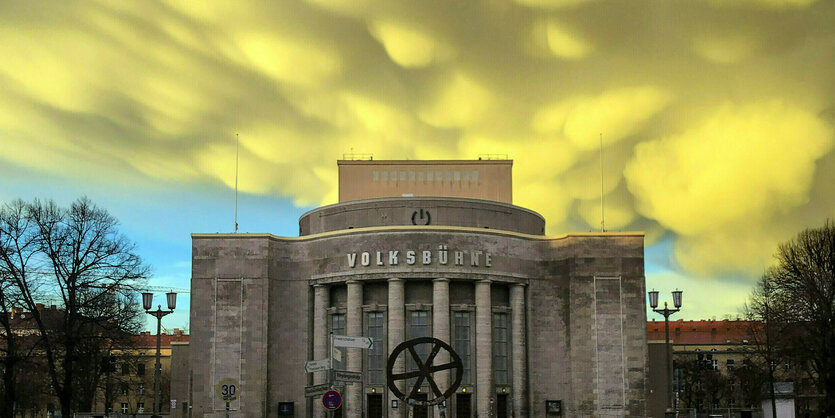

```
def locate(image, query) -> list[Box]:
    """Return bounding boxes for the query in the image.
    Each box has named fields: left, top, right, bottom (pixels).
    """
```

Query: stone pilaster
left=511, top=283, right=528, bottom=418
left=475, top=280, right=493, bottom=418
left=313, top=284, right=329, bottom=418
left=432, top=278, right=451, bottom=394
left=346, top=280, right=363, bottom=417
left=388, top=278, right=406, bottom=418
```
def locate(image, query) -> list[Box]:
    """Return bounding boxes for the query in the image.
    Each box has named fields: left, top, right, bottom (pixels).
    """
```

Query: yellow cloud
left=368, top=21, right=453, bottom=68
left=533, top=86, right=672, bottom=150
left=625, top=100, right=832, bottom=237
left=234, top=32, right=341, bottom=87
left=707, top=0, right=818, bottom=10
left=419, top=72, right=494, bottom=128
left=694, top=34, right=757, bottom=64
left=545, top=21, right=593, bottom=60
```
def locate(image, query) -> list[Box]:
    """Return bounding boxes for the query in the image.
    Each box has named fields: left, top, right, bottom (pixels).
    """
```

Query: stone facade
left=185, top=197, right=648, bottom=417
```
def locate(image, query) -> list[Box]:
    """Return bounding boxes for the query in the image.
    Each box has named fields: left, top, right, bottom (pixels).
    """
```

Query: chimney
left=35, top=303, right=44, bottom=311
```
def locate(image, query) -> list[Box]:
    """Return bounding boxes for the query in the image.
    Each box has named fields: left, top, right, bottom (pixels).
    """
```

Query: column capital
left=346, top=280, right=362, bottom=286
left=433, top=277, right=450, bottom=282
left=387, top=277, right=404, bottom=283
left=477, top=279, right=492, bottom=285
left=313, top=283, right=327, bottom=289
left=510, top=282, right=527, bottom=288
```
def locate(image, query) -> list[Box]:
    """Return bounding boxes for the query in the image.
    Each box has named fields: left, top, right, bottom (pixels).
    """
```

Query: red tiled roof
left=133, top=330, right=190, bottom=348
left=647, top=319, right=757, bottom=345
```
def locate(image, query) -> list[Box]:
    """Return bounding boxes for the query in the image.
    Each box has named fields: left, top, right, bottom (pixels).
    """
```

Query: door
left=496, top=394, right=508, bottom=418
left=367, top=394, right=383, bottom=418
left=455, top=394, right=472, bottom=418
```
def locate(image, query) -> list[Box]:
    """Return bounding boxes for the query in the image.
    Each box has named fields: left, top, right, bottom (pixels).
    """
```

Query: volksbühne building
left=181, top=159, right=648, bottom=417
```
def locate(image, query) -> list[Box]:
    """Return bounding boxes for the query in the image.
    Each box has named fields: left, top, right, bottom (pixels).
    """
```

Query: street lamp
left=648, top=289, right=683, bottom=416
left=143, top=291, right=177, bottom=418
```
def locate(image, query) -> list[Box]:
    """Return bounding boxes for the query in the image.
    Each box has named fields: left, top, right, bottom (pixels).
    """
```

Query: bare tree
left=746, top=220, right=835, bottom=416
left=0, top=197, right=148, bottom=417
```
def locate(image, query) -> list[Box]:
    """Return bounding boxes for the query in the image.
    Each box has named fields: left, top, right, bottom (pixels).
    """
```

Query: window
left=137, top=402, right=145, bottom=413
left=390, top=171, right=397, bottom=182
left=331, top=313, right=346, bottom=370
left=367, top=312, right=385, bottom=384
left=454, top=312, right=472, bottom=384
left=713, top=399, right=720, bottom=409
left=427, top=171, right=433, bottom=181
left=726, top=359, right=735, bottom=371
left=399, top=171, right=406, bottom=181
left=462, top=171, right=469, bottom=181
left=453, top=171, right=460, bottom=181
left=445, top=171, right=451, bottom=181
left=137, top=384, right=145, bottom=395
left=372, top=171, right=379, bottom=181
left=121, top=403, right=128, bottom=414
left=418, top=172, right=424, bottom=181
left=435, top=171, right=442, bottom=182
left=471, top=170, right=478, bottom=181
left=493, top=313, right=509, bottom=385
left=121, top=363, right=129, bottom=376
left=409, top=171, right=415, bottom=181
left=712, top=359, right=718, bottom=371
left=137, top=363, right=145, bottom=376
left=407, top=311, right=429, bottom=388
left=381, top=171, right=388, bottom=181
left=121, top=383, right=129, bottom=395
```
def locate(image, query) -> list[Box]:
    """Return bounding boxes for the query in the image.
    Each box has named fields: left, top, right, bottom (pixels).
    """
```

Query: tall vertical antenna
left=234, top=133, right=239, bottom=234
left=600, top=132, right=605, bottom=232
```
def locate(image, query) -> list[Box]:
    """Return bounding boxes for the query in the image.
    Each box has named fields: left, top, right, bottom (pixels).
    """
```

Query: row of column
left=313, top=279, right=527, bottom=417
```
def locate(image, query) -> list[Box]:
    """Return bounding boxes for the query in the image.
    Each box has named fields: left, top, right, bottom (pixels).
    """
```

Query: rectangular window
left=391, top=171, right=397, bottom=182
left=418, top=172, right=424, bottom=182
left=493, top=313, right=509, bottom=385
left=121, top=383, right=128, bottom=396
left=137, top=363, right=145, bottom=376
left=407, top=311, right=429, bottom=388
left=435, top=171, right=442, bottom=182
left=122, top=363, right=129, bottom=376
left=367, top=312, right=385, bottom=384
left=712, top=359, right=718, bottom=371
left=726, top=359, right=735, bottom=370
left=331, top=313, right=346, bottom=370
left=445, top=171, right=451, bottom=181
left=454, top=171, right=460, bottom=181
left=453, top=312, right=471, bottom=384
left=409, top=171, right=415, bottom=181
left=471, top=170, right=478, bottom=181
left=427, top=171, right=433, bottom=181
left=381, top=171, right=388, bottom=181
left=462, top=171, right=469, bottom=181
left=372, top=171, right=379, bottom=181
left=121, top=403, right=128, bottom=414
left=399, top=171, right=406, bottom=181
left=137, top=403, right=145, bottom=413
left=137, top=384, right=145, bottom=395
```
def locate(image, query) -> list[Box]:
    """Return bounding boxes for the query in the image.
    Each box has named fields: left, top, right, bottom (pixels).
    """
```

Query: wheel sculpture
left=386, top=337, right=463, bottom=407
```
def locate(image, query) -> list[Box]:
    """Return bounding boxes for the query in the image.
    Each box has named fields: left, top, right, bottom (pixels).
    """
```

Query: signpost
left=216, top=378, right=240, bottom=418
left=305, top=383, right=331, bottom=398
left=304, top=358, right=331, bottom=373
left=333, top=335, right=374, bottom=349
left=333, top=370, right=363, bottom=384
left=322, top=390, right=342, bottom=410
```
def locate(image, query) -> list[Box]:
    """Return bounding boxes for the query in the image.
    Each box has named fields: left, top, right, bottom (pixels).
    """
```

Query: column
left=388, top=279, right=406, bottom=418
left=510, top=284, right=528, bottom=418
left=346, top=280, right=363, bottom=417
left=432, top=278, right=451, bottom=394
left=313, top=284, right=329, bottom=418
left=475, top=280, right=493, bottom=418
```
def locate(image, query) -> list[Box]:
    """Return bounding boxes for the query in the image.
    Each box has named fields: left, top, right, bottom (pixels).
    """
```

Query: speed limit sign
left=216, top=378, right=240, bottom=402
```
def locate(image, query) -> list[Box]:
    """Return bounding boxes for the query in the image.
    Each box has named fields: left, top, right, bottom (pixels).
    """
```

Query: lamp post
left=143, top=291, right=177, bottom=418
left=648, top=289, right=682, bottom=416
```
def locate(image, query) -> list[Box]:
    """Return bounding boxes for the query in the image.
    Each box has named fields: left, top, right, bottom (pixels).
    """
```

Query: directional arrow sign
left=333, top=335, right=373, bottom=349
left=304, top=383, right=331, bottom=398
left=304, top=359, right=331, bottom=373
left=333, top=370, right=363, bottom=384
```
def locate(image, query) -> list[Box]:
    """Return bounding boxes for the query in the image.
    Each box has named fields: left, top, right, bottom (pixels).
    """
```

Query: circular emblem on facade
left=215, top=377, right=240, bottom=402
left=411, top=209, right=431, bottom=225
left=322, top=390, right=342, bottom=410
left=386, top=337, right=463, bottom=406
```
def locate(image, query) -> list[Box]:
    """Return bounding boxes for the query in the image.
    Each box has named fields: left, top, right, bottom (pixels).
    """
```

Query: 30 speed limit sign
left=216, top=378, right=240, bottom=402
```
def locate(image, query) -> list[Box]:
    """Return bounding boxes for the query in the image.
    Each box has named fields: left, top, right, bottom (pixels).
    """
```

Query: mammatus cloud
left=0, top=0, right=833, bottom=291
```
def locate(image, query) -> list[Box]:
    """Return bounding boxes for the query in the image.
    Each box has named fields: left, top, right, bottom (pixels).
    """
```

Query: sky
left=0, top=0, right=833, bottom=331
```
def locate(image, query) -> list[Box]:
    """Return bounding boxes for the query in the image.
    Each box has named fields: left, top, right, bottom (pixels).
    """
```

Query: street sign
left=216, top=378, right=240, bottom=402
left=304, top=383, right=331, bottom=398
left=332, top=346, right=343, bottom=363
left=333, top=370, right=362, bottom=384
left=304, top=358, right=331, bottom=373
left=322, top=390, right=342, bottom=410
left=333, top=335, right=373, bottom=349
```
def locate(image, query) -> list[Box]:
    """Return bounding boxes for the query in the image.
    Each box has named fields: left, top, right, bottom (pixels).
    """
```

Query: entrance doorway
left=496, top=394, right=508, bottom=418
left=456, top=394, right=472, bottom=418
left=367, top=394, right=383, bottom=418
left=413, top=394, right=428, bottom=418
